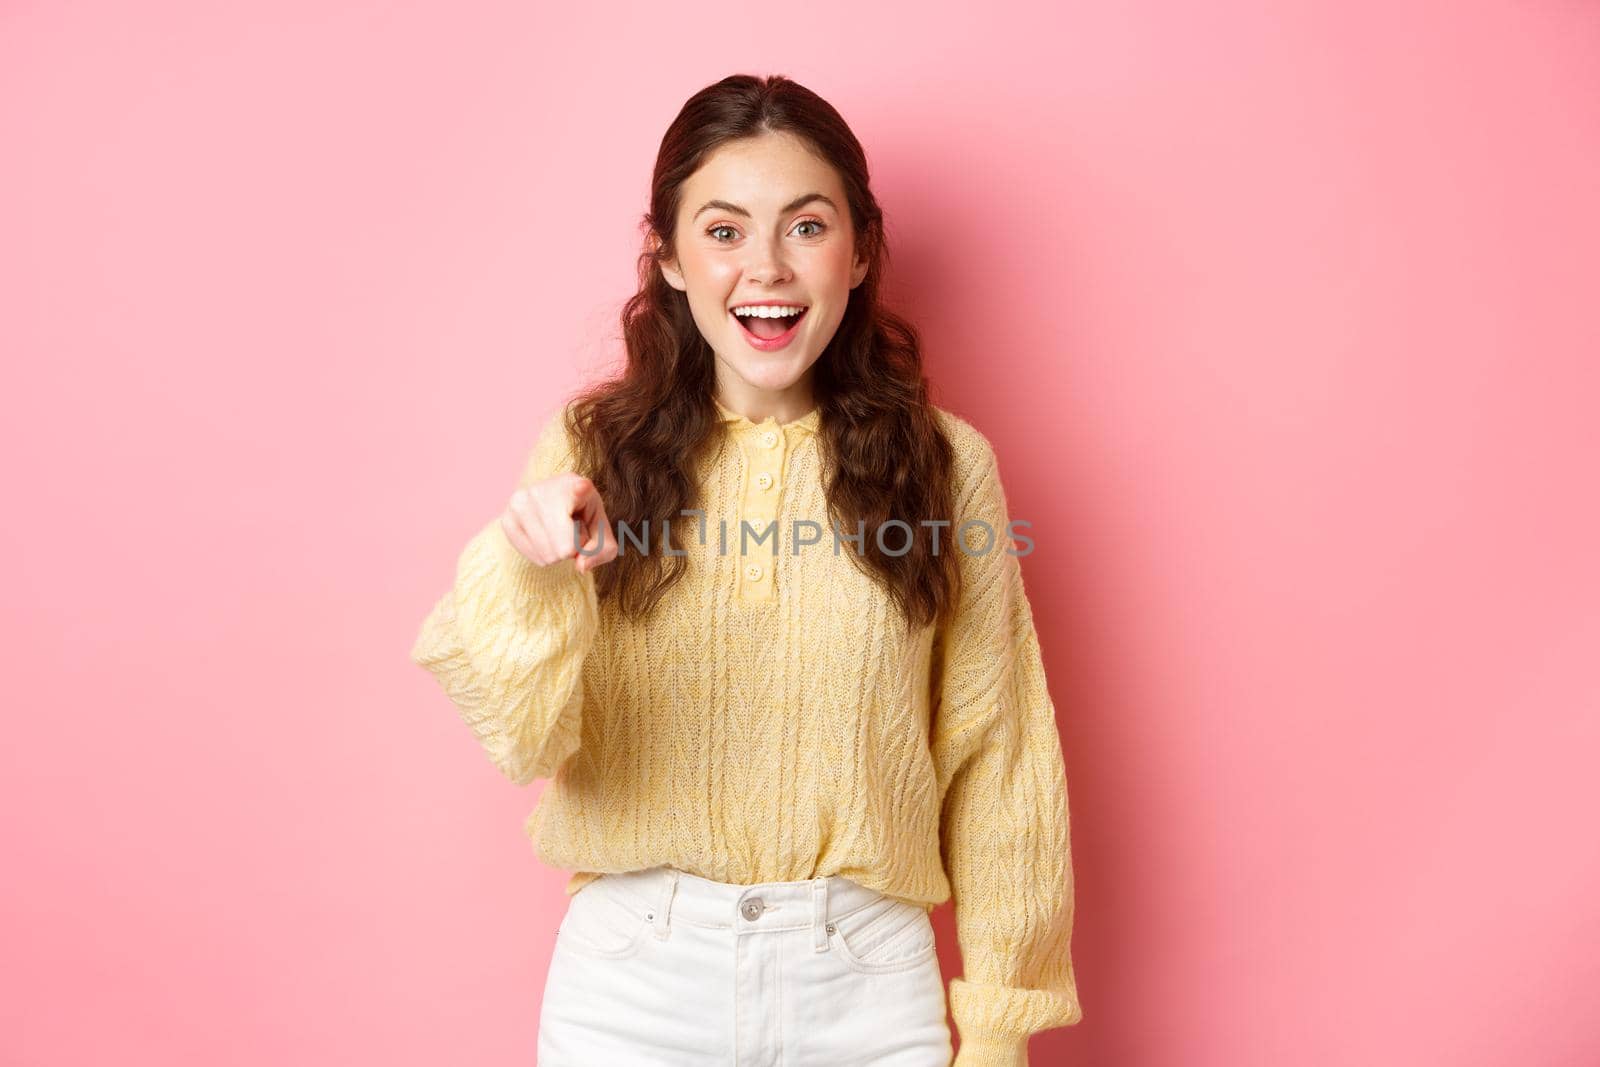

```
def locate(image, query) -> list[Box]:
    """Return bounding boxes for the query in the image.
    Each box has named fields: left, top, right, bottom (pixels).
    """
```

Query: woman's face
left=660, top=131, right=868, bottom=412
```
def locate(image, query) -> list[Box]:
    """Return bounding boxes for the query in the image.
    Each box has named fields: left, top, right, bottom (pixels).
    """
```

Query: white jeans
left=537, top=864, right=954, bottom=1066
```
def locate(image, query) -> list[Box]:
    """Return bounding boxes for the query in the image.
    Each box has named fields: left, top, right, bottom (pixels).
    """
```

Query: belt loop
left=812, top=876, right=829, bottom=953
left=651, top=868, right=679, bottom=940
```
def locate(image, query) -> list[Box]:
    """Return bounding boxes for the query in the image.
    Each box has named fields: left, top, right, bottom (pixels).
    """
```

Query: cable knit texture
left=410, top=397, right=1083, bottom=1063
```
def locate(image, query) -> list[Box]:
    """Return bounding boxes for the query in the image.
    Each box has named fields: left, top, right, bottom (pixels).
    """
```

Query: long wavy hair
left=562, top=73, right=960, bottom=631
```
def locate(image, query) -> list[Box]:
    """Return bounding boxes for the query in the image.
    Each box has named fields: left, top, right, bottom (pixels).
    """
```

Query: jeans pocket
left=829, top=895, right=938, bottom=974
left=555, top=877, right=653, bottom=960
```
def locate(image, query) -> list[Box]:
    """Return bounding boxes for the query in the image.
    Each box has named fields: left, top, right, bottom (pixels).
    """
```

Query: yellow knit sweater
left=409, top=395, right=1083, bottom=1065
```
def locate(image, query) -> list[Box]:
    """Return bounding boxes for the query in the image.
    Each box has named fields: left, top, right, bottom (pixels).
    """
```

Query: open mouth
left=731, top=304, right=809, bottom=344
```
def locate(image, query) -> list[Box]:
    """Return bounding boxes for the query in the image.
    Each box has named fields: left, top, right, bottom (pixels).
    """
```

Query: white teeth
left=732, top=305, right=807, bottom=318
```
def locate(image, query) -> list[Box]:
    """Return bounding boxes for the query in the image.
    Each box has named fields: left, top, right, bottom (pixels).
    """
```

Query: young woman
left=410, top=74, right=1082, bottom=1066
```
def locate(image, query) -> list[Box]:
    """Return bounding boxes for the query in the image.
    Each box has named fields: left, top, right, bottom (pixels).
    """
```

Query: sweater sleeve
left=408, top=404, right=601, bottom=786
left=930, top=433, right=1083, bottom=1066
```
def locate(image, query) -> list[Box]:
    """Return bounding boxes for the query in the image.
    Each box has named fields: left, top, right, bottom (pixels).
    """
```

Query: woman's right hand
left=500, top=472, right=620, bottom=575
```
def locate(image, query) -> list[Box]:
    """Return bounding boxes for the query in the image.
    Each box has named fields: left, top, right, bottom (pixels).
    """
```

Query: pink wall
left=5, top=2, right=1597, bottom=1064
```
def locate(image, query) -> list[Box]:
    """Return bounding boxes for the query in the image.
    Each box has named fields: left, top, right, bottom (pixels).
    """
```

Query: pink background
left=4, top=2, right=1598, bottom=1064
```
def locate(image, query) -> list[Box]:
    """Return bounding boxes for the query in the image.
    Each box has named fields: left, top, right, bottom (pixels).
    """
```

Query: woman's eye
left=707, top=219, right=827, bottom=242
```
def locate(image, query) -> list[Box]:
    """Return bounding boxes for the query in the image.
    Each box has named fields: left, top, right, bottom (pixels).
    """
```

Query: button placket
left=735, top=421, right=786, bottom=603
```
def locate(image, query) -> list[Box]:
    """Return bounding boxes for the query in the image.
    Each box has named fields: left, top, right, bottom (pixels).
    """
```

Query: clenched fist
left=500, top=472, right=619, bottom=576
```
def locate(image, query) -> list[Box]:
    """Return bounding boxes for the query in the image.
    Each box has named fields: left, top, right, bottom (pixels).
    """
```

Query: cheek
left=809, top=244, right=859, bottom=292
left=682, top=256, right=739, bottom=305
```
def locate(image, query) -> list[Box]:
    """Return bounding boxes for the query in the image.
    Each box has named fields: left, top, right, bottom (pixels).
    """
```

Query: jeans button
left=741, top=897, right=765, bottom=920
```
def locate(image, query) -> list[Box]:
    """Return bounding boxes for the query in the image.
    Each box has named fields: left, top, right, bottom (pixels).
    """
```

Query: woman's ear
left=652, top=234, right=688, bottom=292
left=849, top=247, right=869, bottom=289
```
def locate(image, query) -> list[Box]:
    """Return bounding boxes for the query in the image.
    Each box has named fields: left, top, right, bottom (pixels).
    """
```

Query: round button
left=741, top=897, right=765, bottom=920
left=755, top=472, right=774, bottom=490
left=745, top=563, right=763, bottom=581
left=759, top=430, right=778, bottom=448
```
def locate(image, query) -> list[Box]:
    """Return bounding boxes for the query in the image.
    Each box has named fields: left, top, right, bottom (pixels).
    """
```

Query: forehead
left=680, top=132, right=846, bottom=213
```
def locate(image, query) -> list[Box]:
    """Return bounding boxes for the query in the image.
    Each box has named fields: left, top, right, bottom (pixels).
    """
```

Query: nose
left=743, top=230, right=793, bottom=287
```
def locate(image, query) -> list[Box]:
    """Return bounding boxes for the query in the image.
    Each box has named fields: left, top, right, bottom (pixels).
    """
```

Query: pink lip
left=730, top=307, right=808, bottom=352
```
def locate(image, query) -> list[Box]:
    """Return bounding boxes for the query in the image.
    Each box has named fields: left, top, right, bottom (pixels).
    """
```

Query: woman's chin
left=718, top=346, right=817, bottom=383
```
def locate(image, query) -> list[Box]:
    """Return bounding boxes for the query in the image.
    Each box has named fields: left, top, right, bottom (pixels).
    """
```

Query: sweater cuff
left=489, top=521, right=590, bottom=597
left=947, top=976, right=1081, bottom=1066
left=953, top=1033, right=1028, bottom=1067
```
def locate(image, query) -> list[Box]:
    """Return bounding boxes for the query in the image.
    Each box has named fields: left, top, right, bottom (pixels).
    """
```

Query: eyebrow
left=692, top=192, right=838, bottom=221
